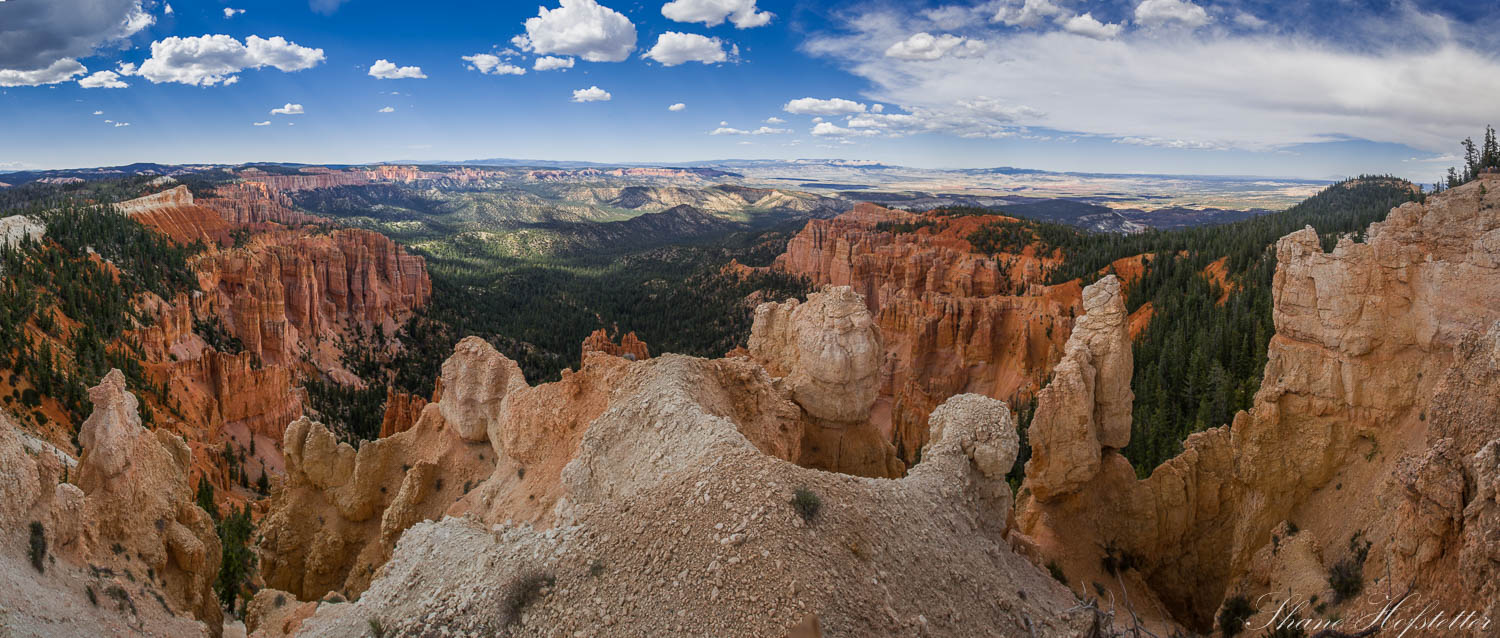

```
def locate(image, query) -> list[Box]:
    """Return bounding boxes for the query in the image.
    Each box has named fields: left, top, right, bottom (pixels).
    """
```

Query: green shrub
left=502, top=570, right=555, bottom=627
left=1218, top=594, right=1255, bottom=637
left=28, top=521, right=46, bottom=573
left=1328, top=532, right=1371, bottom=603
left=790, top=487, right=822, bottom=523
left=1047, top=561, right=1066, bottom=585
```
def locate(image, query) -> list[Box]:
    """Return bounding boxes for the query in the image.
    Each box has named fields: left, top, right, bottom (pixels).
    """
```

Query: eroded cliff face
left=254, top=288, right=1057, bottom=633
left=0, top=372, right=223, bottom=636
left=581, top=328, right=650, bottom=361
left=747, top=286, right=904, bottom=478
left=1016, top=174, right=1500, bottom=631
left=112, top=182, right=433, bottom=511
left=771, top=203, right=1082, bottom=463
left=255, top=337, right=1090, bottom=638
left=117, top=186, right=235, bottom=246
left=192, top=228, right=430, bottom=369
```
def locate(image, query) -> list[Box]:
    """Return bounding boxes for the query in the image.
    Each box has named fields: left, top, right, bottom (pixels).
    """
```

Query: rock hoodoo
left=581, top=328, right=650, bottom=361
left=0, top=372, right=223, bottom=636
left=1022, top=275, right=1133, bottom=502
left=770, top=204, right=1081, bottom=462
left=1016, top=173, right=1500, bottom=631
left=747, top=286, right=903, bottom=477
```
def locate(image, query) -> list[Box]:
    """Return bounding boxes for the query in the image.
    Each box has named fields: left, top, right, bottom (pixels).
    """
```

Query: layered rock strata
left=0, top=371, right=223, bottom=636
left=772, top=204, right=1081, bottom=462
left=1016, top=174, right=1500, bottom=631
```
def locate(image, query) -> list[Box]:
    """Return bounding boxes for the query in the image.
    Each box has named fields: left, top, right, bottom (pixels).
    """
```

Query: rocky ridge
left=1015, top=173, right=1500, bottom=631
left=249, top=286, right=1089, bottom=637
left=771, top=203, right=1083, bottom=462
left=0, top=371, right=223, bottom=636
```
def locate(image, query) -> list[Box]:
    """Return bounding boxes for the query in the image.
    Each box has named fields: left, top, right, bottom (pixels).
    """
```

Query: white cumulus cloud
left=513, top=0, right=637, bottom=63
left=668, top=102, right=686, bottom=111
left=885, top=33, right=985, bottom=61
left=784, top=97, right=866, bottom=115
left=270, top=103, right=304, bottom=115
left=223, top=7, right=244, bottom=18
left=992, top=0, right=1067, bottom=28
left=810, top=121, right=877, bottom=137
left=1134, top=0, right=1211, bottom=28
left=463, top=54, right=526, bottom=76
left=644, top=32, right=727, bottom=66
left=661, top=0, right=772, bottom=29
left=1061, top=14, right=1123, bottom=40
left=369, top=59, right=426, bottom=79
left=133, top=34, right=325, bottom=86
left=78, top=70, right=128, bottom=88
left=711, top=125, right=790, bottom=135
left=764, top=116, right=784, bottom=123
left=378, top=106, right=395, bottom=113
left=534, top=56, right=575, bottom=71
left=253, top=120, right=271, bottom=126
left=0, top=59, right=87, bottom=87
left=571, top=85, right=611, bottom=102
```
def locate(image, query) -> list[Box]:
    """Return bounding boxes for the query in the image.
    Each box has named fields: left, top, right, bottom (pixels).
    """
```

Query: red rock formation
left=772, top=203, right=1081, bottom=461
left=204, top=182, right=325, bottom=227
left=581, top=328, right=650, bottom=361
left=1016, top=174, right=1500, bottom=632
left=103, top=181, right=434, bottom=516
left=119, top=185, right=234, bottom=246
left=195, top=229, right=431, bottom=367
left=237, top=168, right=370, bottom=192
left=379, top=388, right=428, bottom=439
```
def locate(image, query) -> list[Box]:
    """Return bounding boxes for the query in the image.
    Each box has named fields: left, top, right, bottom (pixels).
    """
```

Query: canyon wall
left=0, top=372, right=224, bottom=636
left=113, top=183, right=433, bottom=509
left=772, top=203, right=1081, bottom=462
left=193, top=228, right=430, bottom=368
left=254, top=324, right=1092, bottom=638
left=1016, top=173, right=1500, bottom=631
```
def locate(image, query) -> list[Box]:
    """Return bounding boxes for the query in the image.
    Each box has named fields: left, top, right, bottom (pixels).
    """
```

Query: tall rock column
left=748, top=286, right=903, bottom=477
left=1022, top=275, right=1133, bottom=502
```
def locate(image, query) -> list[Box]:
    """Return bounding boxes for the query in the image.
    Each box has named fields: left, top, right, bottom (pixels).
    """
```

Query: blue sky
left=1, top=0, right=1497, bottom=181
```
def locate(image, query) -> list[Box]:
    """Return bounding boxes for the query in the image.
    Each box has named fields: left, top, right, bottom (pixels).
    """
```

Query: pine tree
left=1485, top=125, right=1499, bottom=171
left=1464, top=137, right=1480, bottom=181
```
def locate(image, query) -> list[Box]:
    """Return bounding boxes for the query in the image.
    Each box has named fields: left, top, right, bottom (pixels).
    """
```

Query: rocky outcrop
left=166, top=349, right=306, bottom=444
left=1022, top=275, right=1133, bottom=502
left=257, top=406, right=496, bottom=600
left=76, top=371, right=224, bottom=632
left=117, top=185, right=234, bottom=246
left=0, top=372, right=224, bottom=636
left=1016, top=174, right=1500, bottom=631
left=378, top=388, right=428, bottom=439
left=581, top=328, right=650, bottom=361
left=281, top=366, right=1087, bottom=637
left=438, top=336, right=528, bottom=441
left=204, top=182, right=324, bottom=227
left=749, top=286, right=882, bottom=423
left=195, top=228, right=431, bottom=367
left=0, top=213, right=44, bottom=249
left=773, top=204, right=1080, bottom=462
left=748, top=286, right=903, bottom=477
